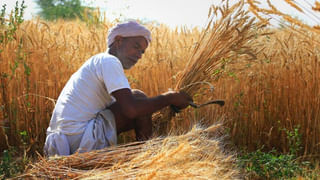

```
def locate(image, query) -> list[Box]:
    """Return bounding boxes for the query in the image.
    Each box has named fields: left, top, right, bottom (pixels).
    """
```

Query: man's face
left=115, top=36, right=148, bottom=69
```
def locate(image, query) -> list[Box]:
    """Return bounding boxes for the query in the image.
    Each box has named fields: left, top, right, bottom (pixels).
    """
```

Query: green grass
left=238, top=149, right=319, bottom=179
left=237, top=126, right=320, bottom=179
left=0, top=148, right=29, bottom=179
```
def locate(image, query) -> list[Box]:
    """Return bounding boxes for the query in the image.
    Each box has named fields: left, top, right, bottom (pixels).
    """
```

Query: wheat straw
left=247, top=0, right=320, bottom=35
left=283, top=0, right=303, bottom=12
left=313, top=1, right=320, bottom=11
left=21, top=124, right=240, bottom=180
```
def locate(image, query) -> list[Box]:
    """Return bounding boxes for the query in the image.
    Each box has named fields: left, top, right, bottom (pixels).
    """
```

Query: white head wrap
left=107, top=21, right=151, bottom=47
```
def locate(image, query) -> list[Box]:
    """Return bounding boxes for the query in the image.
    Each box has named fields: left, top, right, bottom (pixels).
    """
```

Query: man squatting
left=44, top=21, right=192, bottom=156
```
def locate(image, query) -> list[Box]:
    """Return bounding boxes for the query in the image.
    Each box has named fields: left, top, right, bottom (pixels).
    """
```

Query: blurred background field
left=0, top=0, right=320, bottom=179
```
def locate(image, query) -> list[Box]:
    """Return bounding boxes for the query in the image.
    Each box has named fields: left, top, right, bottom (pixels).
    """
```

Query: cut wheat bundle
left=153, top=0, right=259, bottom=133
left=21, top=123, right=240, bottom=179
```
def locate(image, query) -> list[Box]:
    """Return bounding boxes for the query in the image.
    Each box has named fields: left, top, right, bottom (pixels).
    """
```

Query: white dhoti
left=44, top=109, right=117, bottom=156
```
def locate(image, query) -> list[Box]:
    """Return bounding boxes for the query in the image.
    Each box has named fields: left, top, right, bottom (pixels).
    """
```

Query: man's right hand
left=162, top=90, right=193, bottom=110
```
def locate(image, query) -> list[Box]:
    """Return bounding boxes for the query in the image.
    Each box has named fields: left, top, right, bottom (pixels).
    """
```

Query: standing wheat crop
left=154, top=0, right=260, bottom=134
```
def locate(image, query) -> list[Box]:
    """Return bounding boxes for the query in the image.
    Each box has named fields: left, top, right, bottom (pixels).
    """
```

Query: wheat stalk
left=312, top=1, right=320, bottom=11
left=154, top=0, right=259, bottom=133
left=283, top=0, right=303, bottom=12
left=247, top=0, right=320, bottom=35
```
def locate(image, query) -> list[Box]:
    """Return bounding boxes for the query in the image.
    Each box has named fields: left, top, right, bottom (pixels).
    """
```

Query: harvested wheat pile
left=22, top=124, right=240, bottom=179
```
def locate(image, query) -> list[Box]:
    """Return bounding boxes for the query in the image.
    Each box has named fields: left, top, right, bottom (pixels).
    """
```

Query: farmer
left=44, top=21, right=192, bottom=156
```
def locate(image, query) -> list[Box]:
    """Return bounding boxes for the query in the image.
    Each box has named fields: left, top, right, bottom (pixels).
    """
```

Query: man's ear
left=114, top=36, right=123, bottom=48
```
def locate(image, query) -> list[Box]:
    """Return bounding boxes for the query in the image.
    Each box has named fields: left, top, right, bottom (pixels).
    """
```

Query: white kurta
left=44, top=52, right=130, bottom=156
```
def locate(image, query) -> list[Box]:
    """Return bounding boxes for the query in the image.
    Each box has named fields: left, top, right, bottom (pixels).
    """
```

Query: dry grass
left=21, top=124, right=241, bottom=180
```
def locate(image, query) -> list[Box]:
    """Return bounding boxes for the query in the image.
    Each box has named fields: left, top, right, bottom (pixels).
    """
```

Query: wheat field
left=0, top=0, right=320, bottom=168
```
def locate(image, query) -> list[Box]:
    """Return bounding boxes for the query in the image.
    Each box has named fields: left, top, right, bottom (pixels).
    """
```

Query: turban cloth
left=107, top=21, right=151, bottom=47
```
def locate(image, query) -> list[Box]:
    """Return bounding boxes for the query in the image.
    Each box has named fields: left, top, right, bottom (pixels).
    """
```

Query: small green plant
left=238, top=148, right=303, bottom=179
left=0, top=150, right=11, bottom=178
left=0, top=0, right=29, bottom=144
left=0, top=149, right=24, bottom=179
left=0, top=2, right=30, bottom=179
left=234, top=91, right=244, bottom=108
left=0, top=1, right=26, bottom=44
left=238, top=126, right=311, bottom=179
left=0, top=131, right=30, bottom=179
left=1, top=0, right=27, bottom=82
left=281, top=125, right=302, bottom=156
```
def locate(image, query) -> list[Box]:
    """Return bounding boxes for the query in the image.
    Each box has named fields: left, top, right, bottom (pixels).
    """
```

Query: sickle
left=171, top=100, right=225, bottom=113
left=189, top=100, right=225, bottom=108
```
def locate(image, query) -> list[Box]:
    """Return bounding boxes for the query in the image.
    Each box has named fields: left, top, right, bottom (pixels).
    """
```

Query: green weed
left=238, top=126, right=315, bottom=179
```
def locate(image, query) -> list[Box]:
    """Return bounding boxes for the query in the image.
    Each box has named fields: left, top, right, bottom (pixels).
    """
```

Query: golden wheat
left=313, top=1, right=320, bottom=11
left=21, top=124, right=241, bottom=180
left=283, top=0, right=303, bottom=12
left=247, top=0, right=320, bottom=34
left=154, top=0, right=261, bottom=134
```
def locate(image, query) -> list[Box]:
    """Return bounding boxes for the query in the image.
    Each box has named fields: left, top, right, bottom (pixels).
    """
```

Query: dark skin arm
left=110, top=88, right=191, bottom=120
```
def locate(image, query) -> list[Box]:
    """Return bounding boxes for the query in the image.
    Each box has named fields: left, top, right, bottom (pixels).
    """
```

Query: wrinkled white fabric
left=77, top=109, right=117, bottom=153
left=44, top=50, right=129, bottom=156
left=107, top=21, right=151, bottom=47
left=99, top=109, right=117, bottom=146
left=44, top=109, right=117, bottom=156
left=47, top=52, right=130, bottom=136
left=44, top=131, right=70, bottom=156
